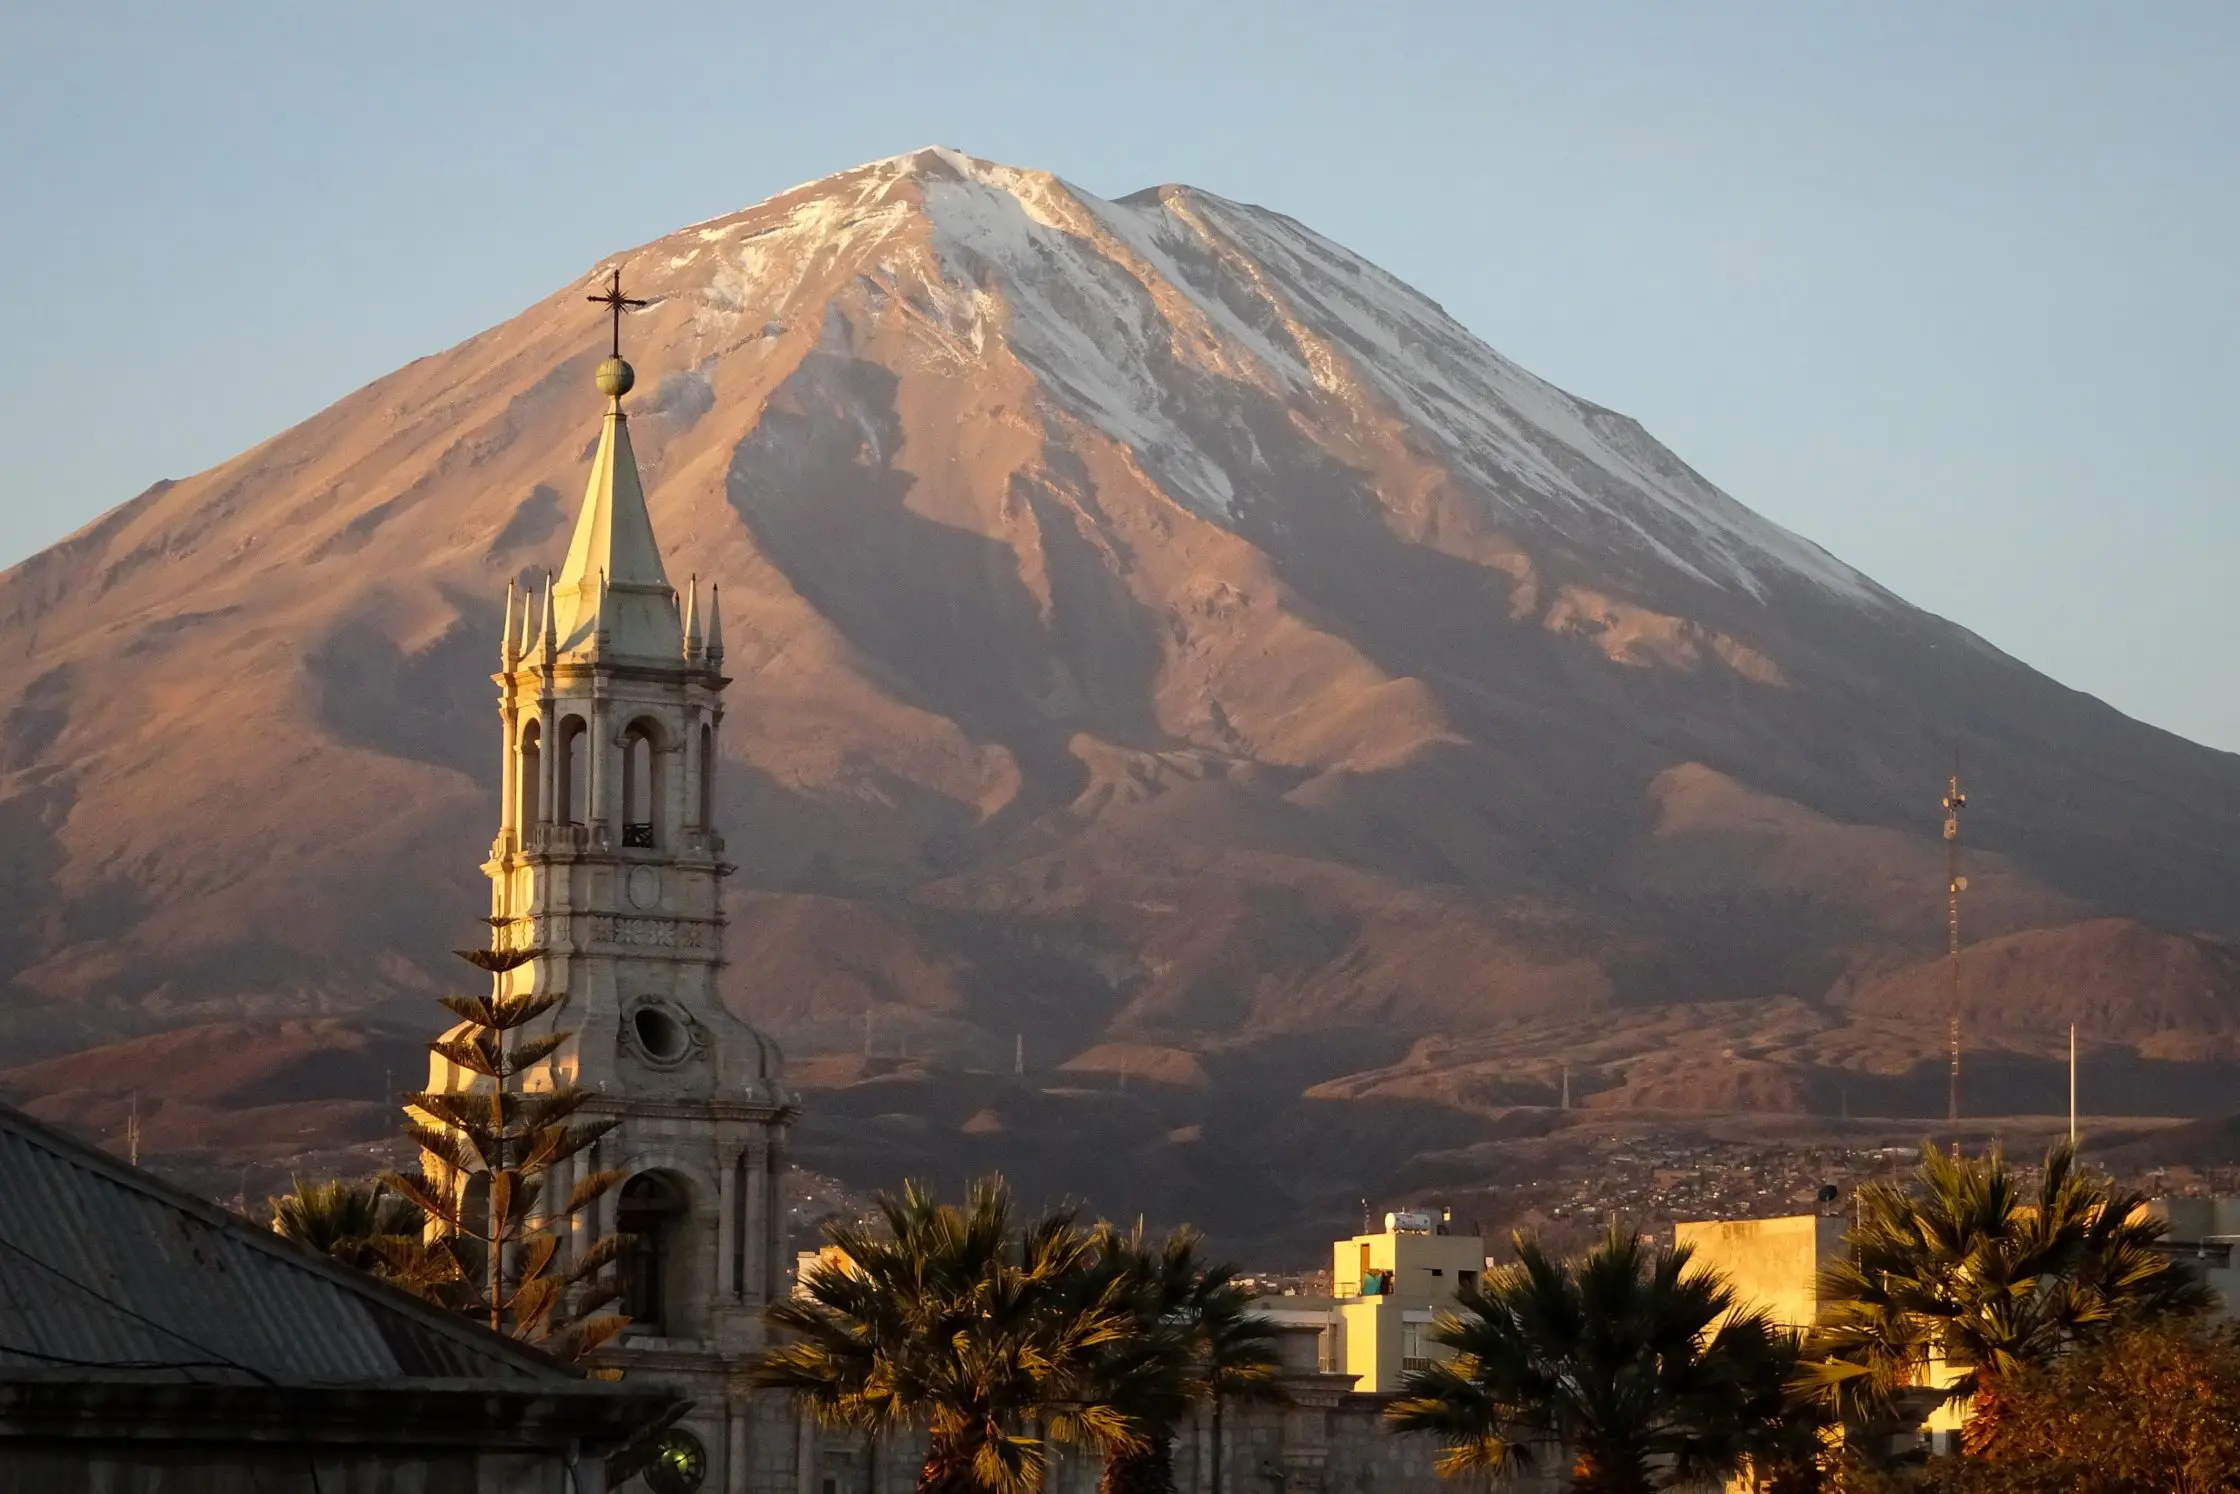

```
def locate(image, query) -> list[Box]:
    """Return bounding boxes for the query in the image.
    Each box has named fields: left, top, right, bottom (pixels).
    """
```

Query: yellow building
left=1673, top=1214, right=1845, bottom=1333
left=1677, top=1212, right=1965, bottom=1449
left=1258, top=1211, right=1487, bottom=1394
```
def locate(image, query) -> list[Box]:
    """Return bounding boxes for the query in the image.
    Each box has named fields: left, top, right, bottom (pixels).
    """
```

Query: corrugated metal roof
left=0, top=1101, right=561, bottom=1385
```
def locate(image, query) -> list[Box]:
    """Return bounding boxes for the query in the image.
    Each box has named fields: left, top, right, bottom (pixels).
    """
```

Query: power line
left=0, top=1228, right=268, bottom=1383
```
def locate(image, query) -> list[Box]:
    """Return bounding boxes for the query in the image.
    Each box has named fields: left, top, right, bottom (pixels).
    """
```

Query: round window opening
left=644, top=1427, right=707, bottom=1494
left=632, top=1005, right=690, bottom=1063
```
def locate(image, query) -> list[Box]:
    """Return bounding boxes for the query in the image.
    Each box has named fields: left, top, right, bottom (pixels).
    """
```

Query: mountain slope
left=3, top=150, right=2237, bottom=1209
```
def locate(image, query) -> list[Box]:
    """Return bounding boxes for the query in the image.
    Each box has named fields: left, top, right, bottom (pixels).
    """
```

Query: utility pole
left=1943, top=757, right=1968, bottom=1132
left=2068, top=1023, right=2078, bottom=1146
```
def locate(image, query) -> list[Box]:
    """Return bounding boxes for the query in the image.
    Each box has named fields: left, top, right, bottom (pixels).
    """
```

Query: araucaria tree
left=749, top=1177, right=1139, bottom=1494
left=383, top=942, right=629, bottom=1360
left=1387, top=1227, right=1799, bottom=1494
left=1796, top=1139, right=2209, bottom=1450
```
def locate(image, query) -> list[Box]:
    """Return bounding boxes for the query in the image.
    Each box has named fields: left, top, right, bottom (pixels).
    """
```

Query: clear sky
left=3, top=3, right=2234, bottom=749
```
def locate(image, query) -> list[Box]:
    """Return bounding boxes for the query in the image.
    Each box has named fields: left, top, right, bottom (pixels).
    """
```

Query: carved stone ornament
left=621, top=998, right=707, bottom=1068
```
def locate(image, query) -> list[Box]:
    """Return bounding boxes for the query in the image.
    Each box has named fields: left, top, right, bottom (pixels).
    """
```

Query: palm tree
left=1796, top=1138, right=2209, bottom=1451
left=1386, top=1226, right=1797, bottom=1494
left=749, top=1177, right=1138, bottom=1494
left=270, top=1175, right=426, bottom=1278
left=1079, top=1228, right=1285, bottom=1494
left=1196, top=1257, right=1287, bottom=1494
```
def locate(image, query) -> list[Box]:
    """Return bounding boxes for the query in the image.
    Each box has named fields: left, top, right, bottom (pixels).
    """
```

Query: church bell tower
left=480, top=276, right=795, bottom=1488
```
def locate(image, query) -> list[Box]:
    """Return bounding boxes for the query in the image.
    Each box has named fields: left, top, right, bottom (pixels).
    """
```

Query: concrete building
left=2147, top=1197, right=2240, bottom=1318
left=1672, top=1214, right=1844, bottom=1333
left=1676, top=1211, right=1964, bottom=1452
left=1334, top=1211, right=1486, bottom=1394
left=1254, top=1212, right=1486, bottom=1396
left=0, top=1099, right=675, bottom=1493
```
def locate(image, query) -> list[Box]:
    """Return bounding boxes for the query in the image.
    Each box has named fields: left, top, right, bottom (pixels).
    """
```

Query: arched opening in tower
left=697, top=723, right=714, bottom=830
left=555, top=715, right=588, bottom=826
left=618, top=1169, right=690, bottom=1337
left=622, top=718, right=662, bottom=848
left=518, top=717, right=542, bottom=828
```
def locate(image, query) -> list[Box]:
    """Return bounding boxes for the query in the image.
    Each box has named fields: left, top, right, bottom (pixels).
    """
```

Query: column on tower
left=715, top=1146, right=738, bottom=1299
left=536, top=580, right=560, bottom=846
left=761, top=1137, right=786, bottom=1301
left=498, top=584, right=521, bottom=848
left=741, top=1142, right=769, bottom=1308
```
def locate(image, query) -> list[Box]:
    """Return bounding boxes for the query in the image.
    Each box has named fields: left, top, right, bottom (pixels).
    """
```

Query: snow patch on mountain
left=668, top=147, right=1883, bottom=605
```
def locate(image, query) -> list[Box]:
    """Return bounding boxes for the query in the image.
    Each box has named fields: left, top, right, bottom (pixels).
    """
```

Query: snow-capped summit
left=644, top=146, right=1877, bottom=605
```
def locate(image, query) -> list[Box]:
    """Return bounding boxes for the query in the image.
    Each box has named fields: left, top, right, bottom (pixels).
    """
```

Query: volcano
left=3, top=149, right=2236, bottom=1239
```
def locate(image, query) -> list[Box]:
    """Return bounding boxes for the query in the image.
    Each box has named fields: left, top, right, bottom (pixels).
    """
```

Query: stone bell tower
left=480, top=285, right=796, bottom=1491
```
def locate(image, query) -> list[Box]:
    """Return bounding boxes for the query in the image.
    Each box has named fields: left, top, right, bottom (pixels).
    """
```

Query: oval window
left=633, top=1005, right=690, bottom=1063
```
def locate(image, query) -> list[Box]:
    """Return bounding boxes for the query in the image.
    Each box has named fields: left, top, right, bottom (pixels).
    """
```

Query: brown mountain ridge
left=2, top=149, right=2236, bottom=1237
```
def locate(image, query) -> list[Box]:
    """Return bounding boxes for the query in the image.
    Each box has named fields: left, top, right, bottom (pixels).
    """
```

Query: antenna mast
left=1943, top=755, right=1968, bottom=1131
left=2069, top=1023, right=2078, bottom=1145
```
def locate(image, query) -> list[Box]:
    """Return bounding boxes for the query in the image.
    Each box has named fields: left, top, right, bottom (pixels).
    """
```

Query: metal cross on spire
left=587, top=268, right=649, bottom=358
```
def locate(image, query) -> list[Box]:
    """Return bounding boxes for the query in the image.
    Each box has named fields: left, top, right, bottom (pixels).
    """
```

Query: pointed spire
left=538, top=572, right=558, bottom=663
left=501, top=579, right=520, bottom=666
left=705, top=583, right=724, bottom=666
left=682, top=575, right=702, bottom=662
left=549, top=309, right=679, bottom=659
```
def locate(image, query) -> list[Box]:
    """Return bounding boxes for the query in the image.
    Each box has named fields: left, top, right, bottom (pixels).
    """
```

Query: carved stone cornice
left=581, top=1095, right=799, bottom=1125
